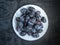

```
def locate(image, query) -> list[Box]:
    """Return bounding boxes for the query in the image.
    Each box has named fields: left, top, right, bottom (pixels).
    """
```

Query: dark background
left=0, top=0, right=60, bottom=45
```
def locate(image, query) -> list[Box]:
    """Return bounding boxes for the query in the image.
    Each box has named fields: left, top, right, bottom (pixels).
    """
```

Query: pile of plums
left=16, top=7, right=46, bottom=38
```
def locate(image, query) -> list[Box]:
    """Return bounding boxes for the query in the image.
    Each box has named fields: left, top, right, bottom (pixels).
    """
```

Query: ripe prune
left=20, top=8, right=27, bottom=14
left=19, top=22, right=23, bottom=28
left=35, top=24, right=43, bottom=30
left=28, top=7, right=35, bottom=12
left=32, top=33, right=39, bottom=38
left=16, top=17, right=20, bottom=22
left=31, top=28, right=36, bottom=33
left=20, top=16, right=24, bottom=22
left=35, top=11, right=40, bottom=18
left=29, top=12, right=35, bottom=17
left=20, top=31, right=26, bottom=36
left=25, top=15, right=30, bottom=22
left=28, top=18, right=36, bottom=26
left=36, top=29, right=43, bottom=33
left=41, top=17, right=46, bottom=23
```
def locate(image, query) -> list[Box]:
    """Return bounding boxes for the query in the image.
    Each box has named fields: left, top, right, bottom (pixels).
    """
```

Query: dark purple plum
left=35, top=11, right=40, bottom=15
left=35, top=11, right=40, bottom=18
left=19, top=22, right=23, bottom=28
left=20, top=31, right=26, bottom=36
left=20, top=8, right=27, bottom=14
left=28, top=18, right=36, bottom=26
left=36, top=29, right=43, bottom=33
left=29, top=12, right=35, bottom=17
left=25, top=15, right=30, bottom=22
left=32, top=33, right=39, bottom=38
left=31, top=28, right=36, bottom=34
left=41, top=17, right=46, bottom=23
left=35, top=24, right=43, bottom=30
left=20, top=16, right=24, bottom=22
left=16, top=17, right=20, bottom=22
left=28, top=7, right=35, bottom=12
left=26, top=26, right=32, bottom=35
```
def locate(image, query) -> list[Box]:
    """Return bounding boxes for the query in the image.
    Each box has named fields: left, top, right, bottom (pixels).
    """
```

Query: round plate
left=12, top=4, right=48, bottom=41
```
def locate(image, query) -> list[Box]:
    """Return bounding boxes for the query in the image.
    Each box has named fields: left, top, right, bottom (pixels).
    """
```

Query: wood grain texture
left=0, top=0, right=59, bottom=45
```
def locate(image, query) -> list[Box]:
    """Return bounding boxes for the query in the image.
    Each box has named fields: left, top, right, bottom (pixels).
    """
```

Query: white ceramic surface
left=12, top=4, right=48, bottom=41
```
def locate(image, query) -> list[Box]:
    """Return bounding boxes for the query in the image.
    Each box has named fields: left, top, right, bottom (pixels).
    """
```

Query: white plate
left=12, top=4, right=48, bottom=41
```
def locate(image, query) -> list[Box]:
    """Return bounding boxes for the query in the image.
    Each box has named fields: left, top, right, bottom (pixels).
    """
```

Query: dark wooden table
left=0, top=0, right=59, bottom=45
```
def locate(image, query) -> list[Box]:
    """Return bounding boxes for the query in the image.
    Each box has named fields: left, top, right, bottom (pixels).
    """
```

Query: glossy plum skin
left=16, top=7, right=46, bottom=38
